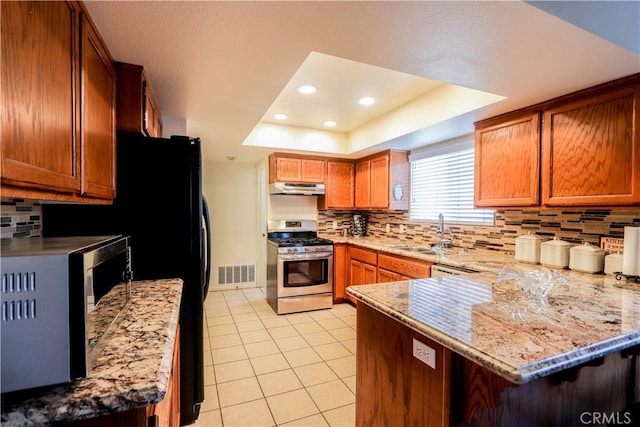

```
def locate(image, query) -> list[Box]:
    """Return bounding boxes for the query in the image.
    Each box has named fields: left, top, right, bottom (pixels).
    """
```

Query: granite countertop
left=1, top=279, right=183, bottom=426
left=325, top=235, right=516, bottom=273
left=347, top=273, right=640, bottom=384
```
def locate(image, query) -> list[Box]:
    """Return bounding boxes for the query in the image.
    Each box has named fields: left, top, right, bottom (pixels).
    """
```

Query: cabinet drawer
left=378, top=253, right=431, bottom=279
left=348, top=246, right=377, bottom=265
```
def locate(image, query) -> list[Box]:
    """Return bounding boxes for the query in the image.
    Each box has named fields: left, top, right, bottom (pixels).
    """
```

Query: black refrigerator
left=43, top=133, right=211, bottom=425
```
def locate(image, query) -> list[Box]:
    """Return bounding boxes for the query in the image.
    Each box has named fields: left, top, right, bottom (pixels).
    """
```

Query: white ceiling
left=84, top=1, right=640, bottom=164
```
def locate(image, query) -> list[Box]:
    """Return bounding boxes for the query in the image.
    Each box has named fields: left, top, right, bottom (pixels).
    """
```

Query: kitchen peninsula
left=347, top=271, right=640, bottom=426
left=1, top=279, right=182, bottom=426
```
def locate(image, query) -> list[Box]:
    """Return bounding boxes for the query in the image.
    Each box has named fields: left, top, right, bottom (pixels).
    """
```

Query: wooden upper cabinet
left=1, top=1, right=81, bottom=194
left=269, top=153, right=326, bottom=183
left=542, top=85, right=640, bottom=206
left=80, top=11, right=116, bottom=199
left=116, top=62, right=163, bottom=138
left=321, top=161, right=354, bottom=209
left=354, top=150, right=409, bottom=210
left=474, top=111, right=541, bottom=207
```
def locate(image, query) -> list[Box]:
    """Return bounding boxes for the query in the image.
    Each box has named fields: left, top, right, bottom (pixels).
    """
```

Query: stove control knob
left=288, top=248, right=295, bottom=254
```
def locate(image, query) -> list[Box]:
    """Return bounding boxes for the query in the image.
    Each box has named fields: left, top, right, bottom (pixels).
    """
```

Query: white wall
left=202, top=160, right=258, bottom=290
left=268, top=195, right=318, bottom=221
left=161, top=115, right=187, bottom=137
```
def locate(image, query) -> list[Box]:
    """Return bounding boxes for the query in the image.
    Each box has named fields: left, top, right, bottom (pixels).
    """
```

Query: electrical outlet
left=332, top=221, right=338, bottom=229
left=386, top=224, right=391, bottom=233
left=413, top=339, right=436, bottom=369
left=399, top=224, right=405, bottom=234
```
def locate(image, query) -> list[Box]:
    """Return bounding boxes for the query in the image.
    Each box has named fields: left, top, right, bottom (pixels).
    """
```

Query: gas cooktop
left=268, top=237, right=334, bottom=248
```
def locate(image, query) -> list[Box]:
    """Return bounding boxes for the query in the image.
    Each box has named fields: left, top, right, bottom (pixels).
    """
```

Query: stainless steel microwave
left=1, top=235, right=132, bottom=393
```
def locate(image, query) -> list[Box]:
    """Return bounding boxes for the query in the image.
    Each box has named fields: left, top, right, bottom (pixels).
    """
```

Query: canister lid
left=570, top=242, right=604, bottom=254
left=516, top=231, right=542, bottom=241
left=541, top=237, right=571, bottom=247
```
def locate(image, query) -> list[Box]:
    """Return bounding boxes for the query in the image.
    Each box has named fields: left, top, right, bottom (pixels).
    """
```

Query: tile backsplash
left=1, top=198, right=42, bottom=239
left=318, top=208, right=640, bottom=254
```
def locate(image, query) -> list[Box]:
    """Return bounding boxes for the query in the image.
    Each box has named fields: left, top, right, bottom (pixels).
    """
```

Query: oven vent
left=217, top=265, right=255, bottom=285
left=2, top=272, right=38, bottom=321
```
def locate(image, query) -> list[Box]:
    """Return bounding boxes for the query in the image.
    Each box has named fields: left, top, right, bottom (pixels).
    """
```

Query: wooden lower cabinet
left=377, top=253, right=431, bottom=279
left=377, top=268, right=410, bottom=283
left=356, top=302, right=451, bottom=427
left=333, top=243, right=348, bottom=302
left=355, top=303, right=639, bottom=427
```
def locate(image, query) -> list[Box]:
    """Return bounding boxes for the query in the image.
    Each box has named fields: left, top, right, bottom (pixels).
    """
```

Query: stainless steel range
left=267, top=220, right=333, bottom=315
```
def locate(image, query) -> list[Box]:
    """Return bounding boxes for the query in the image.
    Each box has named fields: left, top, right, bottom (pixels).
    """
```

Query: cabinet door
left=370, top=154, right=390, bottom=208
left=275, top=157, right=301, bottom=181
left=300, top=159, right=325, bottom=183
left=474, top=112, right=541, bottom=207
left=363, top=263, right=377, bottom=284
left=377, top=268, right=402, bottom=283
left=325, top=161, right=354, bottom=208
left=333, top=244, right=348, bottom=301
left=80, top=12, right=116, bottom=199
left=542, top=87, right=640, bottom=206
left=1, top=1, right=81, bottom=193
left=355, top=160, right=371, bottom=208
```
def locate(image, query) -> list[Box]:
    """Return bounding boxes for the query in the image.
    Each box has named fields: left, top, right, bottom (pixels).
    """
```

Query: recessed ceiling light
left=323, top=120, right=337, bottom=128
left=298, top=85, right=317, bottom=94
left=273, top=113, right=288, bottom=120
left=359, top=97, right=375, bottom=106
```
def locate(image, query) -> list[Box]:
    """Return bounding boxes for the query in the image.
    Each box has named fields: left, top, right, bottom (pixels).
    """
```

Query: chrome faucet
left=437, top=213, right=452, bottom=248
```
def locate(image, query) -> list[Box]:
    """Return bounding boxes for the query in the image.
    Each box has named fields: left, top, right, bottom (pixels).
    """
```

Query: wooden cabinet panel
left=370, top=154, right=390, bottom=208
left=378, top=253, right=431, bottom=279
left=322, top=161, right=354, bottom=209
left=333, top=243, right=348, bottom=302
left=474, top=112, right=541, bottom=207
left=269, top=153, right=326, bottom=183
left=116, top=62, right=163, bottom=138
left=356, top=302, right=451, bottom=427
left=542, top=86, right=640, bottom=206
left=348, top=246, right=378, bottom=265
left=1, top=1, right=80, bottom=194
left=377, top=268, right=408, bottom=283
left=80, top=12, right=116, bottom=199
left=355, top=159, right=371, bottom=208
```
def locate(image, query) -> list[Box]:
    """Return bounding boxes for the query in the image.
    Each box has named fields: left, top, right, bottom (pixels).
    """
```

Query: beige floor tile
left=208, top=315, right=234, bottom=326
left=266, top=389, right=319, bottom=425
left=313, top=342, right=351, bottom=361
left=283, top=348, right=322, bottom=368
left=250, top=353, right=290, bottom=375
left=203, top=350, right=213, bottom=367
left=309, top=310, right=337, bottom=321
left=244, top=340, right=280, bottom=358
left=342, top=375, right=356, bottom=394
left=303, top=331, right=337, bottom=346
left=294, top=321, right=324, bottom=335
left=232, top=312, right=260, bottom=323
left=329, top=304, right=356, bottom=318
left=341, top=316, right=356, bottom=328
left=260, top=316, right=291, bottom=328
left=268, top=325, right=300, bottom=339
left=293, top=362, right=339, bottom=387
left=217, top=377, right=264, bottom=408
left=274, top=335, right=310, bottom=352
left=328, top=327, right=356, bottom=342
left=212, top=345, right=248, bottom=364
left=220, top=398, right=275, bottom=427
left=211, top=333, right=242, bottom=350
left=307, top=380, right=355, bottom=412
left=194, top=408, right=222, bottom=426
left=339, top=339, right=356, bottom=355
left=207, top=307, right=231, bottom=317
left=201, top=385, right=220, bottom=412
left=323, top=403, right=356, bottom=427
left=214, top=359, right=255, bottom=383
left=240, top=329, right=272, bottom=344
left=317, top=317, right=349, bottom=331
left=280, top=413, right=329, bottom=426
left=235, top=320, right=265, bottom=332
left=256, top=309, right=280, bottom=320
left=204, top=364, right=216, bottom=386
left=257, top=369, right=303, bottom=396
left=284, top=312, right=315, bottom=324
left=209, top=323, right=238, bottom=337
left=326, top=356, right=356, bottom=378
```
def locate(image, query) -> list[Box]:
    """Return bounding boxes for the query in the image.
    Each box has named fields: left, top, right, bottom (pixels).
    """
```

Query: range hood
left=269, top=182, right=325, bottom=196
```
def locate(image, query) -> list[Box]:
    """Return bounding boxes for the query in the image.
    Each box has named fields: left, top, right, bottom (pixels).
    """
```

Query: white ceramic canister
left=515, top=232, right=543, bottom=264
left=540, top=237, right=572, bottom=269
left=569, top=242, right=605, bottom=273
left=604, top=253, right=624, bottom=275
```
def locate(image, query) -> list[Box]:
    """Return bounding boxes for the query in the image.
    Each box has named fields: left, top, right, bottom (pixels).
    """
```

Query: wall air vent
left=217, top=265, right=256, bottom=285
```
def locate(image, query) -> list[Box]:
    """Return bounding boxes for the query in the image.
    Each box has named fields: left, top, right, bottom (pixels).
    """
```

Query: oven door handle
left=279, top=252, right=333, bottom=261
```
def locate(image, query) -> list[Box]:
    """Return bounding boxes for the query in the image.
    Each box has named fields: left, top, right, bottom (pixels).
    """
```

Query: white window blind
left=410, top=136, right=494, bottom=225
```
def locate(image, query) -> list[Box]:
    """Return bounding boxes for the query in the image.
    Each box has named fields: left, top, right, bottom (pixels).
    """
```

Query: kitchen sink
left=390, top=245, right=442, bottom=255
